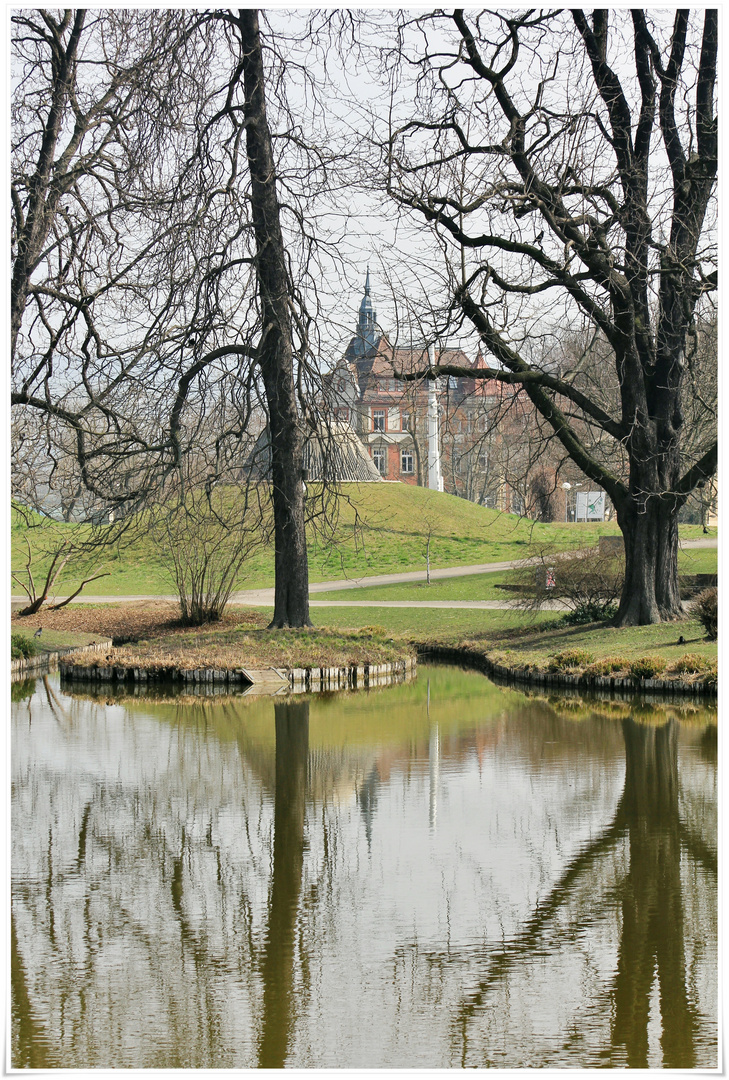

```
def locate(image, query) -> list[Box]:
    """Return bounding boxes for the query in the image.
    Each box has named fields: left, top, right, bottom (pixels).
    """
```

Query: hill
left=11, top=484, right=712, bottom=598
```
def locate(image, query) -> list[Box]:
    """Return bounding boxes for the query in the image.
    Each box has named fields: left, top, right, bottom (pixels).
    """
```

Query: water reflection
left=11, top=671, right=717, bottom=1068
left=453, top=715, right=717, bottom=1067
left=258, top=701, right=309, bottom=1068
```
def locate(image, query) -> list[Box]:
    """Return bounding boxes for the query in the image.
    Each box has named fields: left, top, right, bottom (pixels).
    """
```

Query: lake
left=11, top=666, right=717, bottom=1068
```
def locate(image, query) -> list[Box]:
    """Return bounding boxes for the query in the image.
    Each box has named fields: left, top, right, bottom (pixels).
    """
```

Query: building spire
left=357, top=266, right=376, bottom=349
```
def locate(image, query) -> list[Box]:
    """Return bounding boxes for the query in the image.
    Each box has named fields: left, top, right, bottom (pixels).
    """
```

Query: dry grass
left=12, top=601, right=265, bottom=641
left=65, top=624, right=413, bottom=672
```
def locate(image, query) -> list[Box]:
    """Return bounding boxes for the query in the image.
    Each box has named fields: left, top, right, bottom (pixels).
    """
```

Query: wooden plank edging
left=57, top=654, right=417, bottom=694
left=12, top=640, right=115, bottom=678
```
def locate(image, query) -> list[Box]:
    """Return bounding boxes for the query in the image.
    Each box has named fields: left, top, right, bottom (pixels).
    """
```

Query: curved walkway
left=11, top=537, right=716, bottom=611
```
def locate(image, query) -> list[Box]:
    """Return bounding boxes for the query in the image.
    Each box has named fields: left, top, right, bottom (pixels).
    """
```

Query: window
left=372, top=409, right=385, bottom=432
left=401, top=411, right=410, bottom=432
left=372, top=448, right=387, bottom=474
left=335, top=407, right=350, bottom=424
left=401, top=450, right=414, bottom=474
left=337, top=377, right=346, bottom=391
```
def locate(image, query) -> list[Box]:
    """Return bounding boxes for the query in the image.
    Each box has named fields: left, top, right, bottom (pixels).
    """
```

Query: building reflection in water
left=11, top=672, right=717, bottom=1068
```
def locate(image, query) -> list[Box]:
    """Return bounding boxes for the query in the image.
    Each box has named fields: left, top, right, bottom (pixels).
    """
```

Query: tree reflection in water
left=257, top=700, right=309, bottom=1068
left=455, top=715, right=716, bottom=1068
left=612, top=719, right=696, bottom=1067
left=11, top=673, right=716, bottom=1068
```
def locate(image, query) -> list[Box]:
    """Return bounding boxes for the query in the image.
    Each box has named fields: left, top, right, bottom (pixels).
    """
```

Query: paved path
left=11, top=536, right=716, bottom=611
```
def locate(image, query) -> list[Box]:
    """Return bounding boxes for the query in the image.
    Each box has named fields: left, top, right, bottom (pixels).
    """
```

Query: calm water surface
left=11, top=667, right=717, bottom=1068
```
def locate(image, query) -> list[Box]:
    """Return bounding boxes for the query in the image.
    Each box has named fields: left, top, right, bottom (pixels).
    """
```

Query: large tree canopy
left=10, top=8, right=341, bottom=626
left=383, top=8, right=717, bottom=624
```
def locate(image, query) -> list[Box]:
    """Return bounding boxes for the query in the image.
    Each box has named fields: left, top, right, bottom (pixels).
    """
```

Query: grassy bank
left=28, top=599, right=716, bottom=689
left=11, top=628, right=104, bottom=654
left=309, top=607, right=717, bottom=685
left=62, top=623, right=413, bottom=673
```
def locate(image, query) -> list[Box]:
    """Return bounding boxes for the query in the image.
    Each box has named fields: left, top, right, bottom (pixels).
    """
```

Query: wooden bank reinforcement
left=58, top=655, right=416, bottom=694
left=12, top=640, right=114, bottom=679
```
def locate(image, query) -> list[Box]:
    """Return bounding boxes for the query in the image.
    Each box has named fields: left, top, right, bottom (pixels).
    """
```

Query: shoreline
left=417, top=644, right=716, bottom=699
left=45, top=642, right=716, bottom=700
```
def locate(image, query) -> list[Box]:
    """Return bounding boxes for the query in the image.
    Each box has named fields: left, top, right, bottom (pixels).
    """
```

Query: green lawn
left=12, top=628, right=104, bottom=652
left=303, top=606, right=717, bottom=674
left=315, top=545, right=716, bottom=603
left=12, top=489, right=717, bottom=598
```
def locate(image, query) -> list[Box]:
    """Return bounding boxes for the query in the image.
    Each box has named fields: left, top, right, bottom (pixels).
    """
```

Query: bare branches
left=377, top=8, right=716, bottom=621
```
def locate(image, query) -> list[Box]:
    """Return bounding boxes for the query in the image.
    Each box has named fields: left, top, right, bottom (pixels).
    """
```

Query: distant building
left=325, top=272, right=531, bottom=510
left=325, top=272, right=610, bottom=519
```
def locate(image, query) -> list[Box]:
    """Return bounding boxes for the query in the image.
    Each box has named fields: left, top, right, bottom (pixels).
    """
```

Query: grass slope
left=12, top=486, right=716, bottom=598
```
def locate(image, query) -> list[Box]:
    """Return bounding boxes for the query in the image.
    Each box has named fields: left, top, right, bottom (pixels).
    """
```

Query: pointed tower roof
left=345, top=266, right=380, bottom=363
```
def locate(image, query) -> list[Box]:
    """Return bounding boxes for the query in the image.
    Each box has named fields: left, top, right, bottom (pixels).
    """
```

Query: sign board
left=575, top=491, right=606, bottom=521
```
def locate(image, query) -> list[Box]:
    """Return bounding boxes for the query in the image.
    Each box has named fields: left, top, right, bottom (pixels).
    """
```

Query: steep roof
left=304, top=422, right=383, bottom=482
left=248, top=422, right=382, bottom=483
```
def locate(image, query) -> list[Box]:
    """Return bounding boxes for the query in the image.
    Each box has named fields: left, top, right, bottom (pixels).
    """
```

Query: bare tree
left=235, top=8, right=311, bottom=626
left=11, top=503, right=109, bottom=616
left=11, top=9, right=346, bottom=628
left=383, top=9, right=717, bottom=624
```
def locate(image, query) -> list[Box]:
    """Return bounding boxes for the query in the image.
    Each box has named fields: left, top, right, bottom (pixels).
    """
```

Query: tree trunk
left=615, top=496, right=682, bottom=625
left=239, top=8, right=311, bottom=628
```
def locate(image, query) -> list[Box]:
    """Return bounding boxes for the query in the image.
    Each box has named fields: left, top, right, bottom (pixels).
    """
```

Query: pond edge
left=417, top=645, right=716, bottom=698
left=57, top=655, right=417, bottom=694
left=12, top=640, right=115, bottom=678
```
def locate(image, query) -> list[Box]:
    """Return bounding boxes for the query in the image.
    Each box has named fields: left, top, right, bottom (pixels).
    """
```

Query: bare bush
left=513, top=545, right=624, bottom=623
left=11, top=503, right=110, bottom=616
left=154, top=485, right=270, bottom=626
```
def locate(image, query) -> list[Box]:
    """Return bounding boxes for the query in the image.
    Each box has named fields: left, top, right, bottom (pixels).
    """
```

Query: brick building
left=324, top=273, right=612, bottom=520
left=325, top=272, right=535, bottom=511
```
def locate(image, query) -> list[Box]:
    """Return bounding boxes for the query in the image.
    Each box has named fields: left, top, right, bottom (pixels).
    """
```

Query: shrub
left=586, top=655, right=629, bottom=676
left=562, top=601, right=619, bottom=625
left=357, top=625, right=387, bottom=637
left=629, top=655, right=667, bottom=680
left=513, top=543, right=624, bottom=619
left=668, top=654, right=715, bottom=676
left=153, top=481, right=268, bottom=626
left=691, top=588, right=717, bottom=640
left=11, top=633, right=39, bottom=660
left=548, top=648, right=595, bottom=672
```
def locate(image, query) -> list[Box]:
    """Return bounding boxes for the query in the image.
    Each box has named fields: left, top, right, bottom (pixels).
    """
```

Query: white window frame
left=400, top=449, right=414, bottom=474
left=372, top=409, right=386, bottom=432
left=372, top=448, right=387, bottom=474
